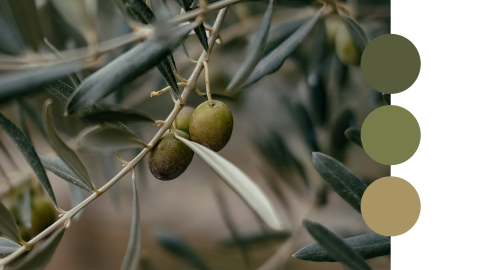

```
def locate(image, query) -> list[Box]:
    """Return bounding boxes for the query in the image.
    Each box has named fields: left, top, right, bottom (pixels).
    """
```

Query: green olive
left=189, top=100, right=233, bottom=152
left=175, top=106, right=195, bottom=134
left=148, top=130, right=194, bottom=181
left=325, top=14, right=342, bottom=50
left=335, top=22, right=362, bottom=66
left=30, top=196, right=56, bottom=236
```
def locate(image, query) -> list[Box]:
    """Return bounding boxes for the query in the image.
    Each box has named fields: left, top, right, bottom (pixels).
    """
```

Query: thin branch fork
left=0, top=7, right=229, bottom=267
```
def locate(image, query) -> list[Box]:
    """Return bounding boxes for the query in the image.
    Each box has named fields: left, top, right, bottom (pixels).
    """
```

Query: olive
left=175, top=106, right=195, bottom=134
left=30, top=196, right=56, bottom=236
left=325, top=14, right=342, bottom=50
left=335, top=22, right=362, bottom=66
left=148, top=130, right=194, bottom=181
left=189, top=100, right=233, bottom=152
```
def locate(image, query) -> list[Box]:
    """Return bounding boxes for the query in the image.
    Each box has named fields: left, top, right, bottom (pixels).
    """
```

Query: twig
left=0, top=7, right=229, bottom=267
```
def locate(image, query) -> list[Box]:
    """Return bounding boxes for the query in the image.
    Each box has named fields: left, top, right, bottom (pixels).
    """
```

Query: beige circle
left=361, top=105, right=421, bottom=165
left=361, top=34, right=421, bottom=94
left=361, top=177, right=420, bottom=236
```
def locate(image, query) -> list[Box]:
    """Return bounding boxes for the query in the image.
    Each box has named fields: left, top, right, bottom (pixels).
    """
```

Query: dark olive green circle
left=361, top=34, right=421, bottom=94
left=361, top=105, right=420, bottom=165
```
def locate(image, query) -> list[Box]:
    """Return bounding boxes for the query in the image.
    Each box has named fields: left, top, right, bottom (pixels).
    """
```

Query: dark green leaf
left=265, top=17, right=311, bottom=54
left=65, top=23, right=195, bottom=115
left=156, top=59, right=179, bottom=96
left=39, top=154, right=93, bottom=192
left=17, top=97, right=47, bottom=139
left=175, top=0, right=208, bottom=51
left=0, top=200, right=22, bottom=244
left=82, top=106, right=154, bottom=123
left=312, top=152, right=366, bottom=213
left=226, top=0, right=274, bottom=93
left=340, top=16, right=369, bottom=51
left=120, top=170, right=141, bottom=270
left=43, top=100, right=95, bottom=191
left=10, top=226, right=66, bottom=270
left=155, top=231, right=210, bottom=270
left=77, top=126, right=146, bottom=154
left=20, top=187, right=32, bottom=228
left=15, top=100, right=30, bottom=140
left=0, top=61, right=85, bottom=104
left=0, top=112, right=56, bottom=206
left=121, top=0, right=156, bottom=24
left=345, top=127, right=362, bottom=148
left=303, top=220, right=372, bottom=270
left=242, top=9, right=324, bottom=87
left=0, top=236, right=21, bottom=256
left=382, top=93, right=391, bottom=105
left=294, top=232, right=390, bottom=262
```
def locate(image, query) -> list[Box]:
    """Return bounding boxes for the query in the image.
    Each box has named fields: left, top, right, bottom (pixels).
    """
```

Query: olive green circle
left=361, top=34, right=421, bottom=94
left=361, top=105, right=420, bottom=165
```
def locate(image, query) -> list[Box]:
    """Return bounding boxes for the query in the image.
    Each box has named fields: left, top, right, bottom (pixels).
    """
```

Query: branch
left=0, top=7, right=229, bottom=267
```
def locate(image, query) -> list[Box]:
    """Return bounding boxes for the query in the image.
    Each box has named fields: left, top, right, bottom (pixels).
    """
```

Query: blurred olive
left=335, top=23, right=362, bottom=66
left=175, top=106, right=195, bottom=134
left=325, top=14, right=342, bottom=50
left=30, top=196, right=56, bottom=236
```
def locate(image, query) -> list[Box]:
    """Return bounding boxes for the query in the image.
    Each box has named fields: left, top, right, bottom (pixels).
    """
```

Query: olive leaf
left=156, top=59, right=180, bottom=96
left=345, top=127, right=363, bottom=148
left=155, top=231, right=210, bottom=270
left=382, top=93, right=391, bottom=105
left=65, top=23, right=195, bottom=115
left=68, top=183, right=85, bottom=221
left=0, top=200, right=22, bottom=244
left=10, top=227, right=66, bottom=270
left=120, top=169, right=141, bottom=270
left=303, top=220, right=372, bottom=270
left=175, top=134, right=283, bottom=230
left=15, top=99, right=31, bottom=140
left=0, top=112, right=57, bottom=206
left=77, top=126, right=147, bottom=154
left=226, top=0, right=274, bottom=93
left=43, top=100, right=95, bottom=191
left=0, top=61, right=84, bottom=104
left=340, top=16, right=369, bottom=52
left=39, top=154, right=93, bottom=192
left=82, top=106, right=155, bottom=123
left=294, top=232, right=390, bottom=262
left=312, top=152, right=366, bottom=213
left=0, top=236, right=21, bottom=256
left=242, top=9, right=324, bottom=87
left=175, top=0, right=209, bottom=51
left=17, top=98, right=47, bottom=139
left=5, top=0, right=43, bottom=52
left=264, top=16, right=311, bottom=55
left=20, top=187, right=32, bottom=228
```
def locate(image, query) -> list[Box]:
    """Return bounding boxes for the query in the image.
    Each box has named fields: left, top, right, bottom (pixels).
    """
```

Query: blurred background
left=0, top=0, right=390, bottom=269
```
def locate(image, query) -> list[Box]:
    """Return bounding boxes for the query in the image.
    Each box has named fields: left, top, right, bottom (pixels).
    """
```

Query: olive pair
left=325, top=14, right=362, bottom=66
left=148, top=100, right=234, bottom=181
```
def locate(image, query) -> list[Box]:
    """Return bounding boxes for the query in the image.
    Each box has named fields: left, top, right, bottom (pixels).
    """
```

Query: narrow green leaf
left=68, top=183, right=85, bottom=221
left=303, top=220, right=372, bottom=270
left=382, top=93, right=391, bottom=105
left=345, top=127, right=362, bottom=148
left=294, top=232, right=390, bottom=262
left=65, top=23, right=195, bottom=115
left=43, top=100, right=95, bottom=191
left=120, top=170, right=141, bottom=270
left=0, top=236, right=21, bottom=256
left=265, top=17, right=311, bottom=54
left=0, top=201, right=22, bottom=244
left=175, top=134, right=283, bottom=230
left=17, top=98, right=47, bottom=139
left=155, top=231, right=210, bottom=270
left=20, top=187, right=32, bottom=228
left=15, top=100, right=30, bottom=140
left=242, top=9, right=324, bottom=87
left=156, top=59, right=179, bottom=96
left=10, top=227, right=66, bottom=270
left=226, top=0, right=274, bottom=93
left=0, top=61, right=84, bottom=104
left=82, top=106, right=154, bottom=123
left=77, top=126, right=146, bottom=154
left=39, top=154, right=93, bottom=192
left=340, top=16, right=369, bottom=51
left=312, top=152, right=366, bottom=213
left=0, top=112, right=57, bottom=206
left=121, top=0, right=156, bottom=24
left=175, top=0, right=209, bottom=51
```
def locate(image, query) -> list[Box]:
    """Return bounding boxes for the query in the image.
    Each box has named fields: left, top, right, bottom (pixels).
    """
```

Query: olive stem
left=0, top=7, right=229, bottom=267
left=203, top=60, right=214, bottom=107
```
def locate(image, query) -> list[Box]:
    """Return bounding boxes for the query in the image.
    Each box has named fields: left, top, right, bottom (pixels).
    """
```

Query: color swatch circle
left=361, top=34, right=421, bottom=94
left=361, top=176, right=421, bottom=236
left=361, top=105, right=420, bottom=165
